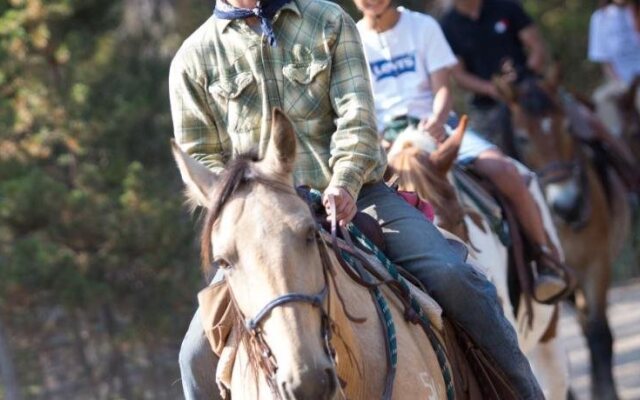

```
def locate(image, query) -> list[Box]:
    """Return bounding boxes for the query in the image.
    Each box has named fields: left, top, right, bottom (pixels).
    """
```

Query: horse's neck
left=326, top=250, right=388, bottom=399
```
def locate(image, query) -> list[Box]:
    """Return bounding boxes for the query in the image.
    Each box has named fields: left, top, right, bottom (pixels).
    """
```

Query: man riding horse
left=168, top=0, right=543, bottom=398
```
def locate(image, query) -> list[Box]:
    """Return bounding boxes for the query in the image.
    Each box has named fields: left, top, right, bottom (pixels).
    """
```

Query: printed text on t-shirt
left=369, top=53, right=416, bottom=81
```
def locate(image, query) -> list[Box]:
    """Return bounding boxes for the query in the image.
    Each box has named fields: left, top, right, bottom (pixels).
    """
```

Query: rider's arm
left=169, top=49, right=226, bottom=174
left=519, top=25, right=547, bottom=75
left=451, top=58, right=500, bottom=99
left=328, top=9, right=383, bottom=200
left=429, top=67, right=453, bottom=126
left=420, top=15, right=457, bottom=137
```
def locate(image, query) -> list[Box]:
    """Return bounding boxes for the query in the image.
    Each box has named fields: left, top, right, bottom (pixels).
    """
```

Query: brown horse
left=171, top=109, right=455, bottom=399
left=387, top=122, right=570, bottom=399
left=494, top=71, right=631, bottom=400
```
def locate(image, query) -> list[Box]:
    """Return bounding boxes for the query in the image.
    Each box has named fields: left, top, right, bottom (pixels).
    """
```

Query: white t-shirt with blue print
left=357, top=8, right=458, bottom=132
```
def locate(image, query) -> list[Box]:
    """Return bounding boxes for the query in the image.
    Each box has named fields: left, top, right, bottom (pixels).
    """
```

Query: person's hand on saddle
left=323, top=186, right=357, bottom=228
left=419, top=117, right=447, bottom=144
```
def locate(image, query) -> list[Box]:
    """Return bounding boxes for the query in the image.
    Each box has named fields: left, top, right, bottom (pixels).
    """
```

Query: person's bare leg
left=471, top=149, right=567, bottom=302
left=472, top=149, right=548, bottom=247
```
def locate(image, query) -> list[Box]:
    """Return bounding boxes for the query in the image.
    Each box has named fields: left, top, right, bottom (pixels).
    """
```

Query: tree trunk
left=0, top=315, right=22, bottom=400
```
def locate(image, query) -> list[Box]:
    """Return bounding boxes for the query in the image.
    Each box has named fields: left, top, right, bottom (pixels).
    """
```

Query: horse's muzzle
left=545, top=180, right=584, bottom=224
left=277, top=366, right=338, bottom=400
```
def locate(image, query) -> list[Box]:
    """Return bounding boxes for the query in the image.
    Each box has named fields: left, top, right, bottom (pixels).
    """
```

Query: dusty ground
left=560, top=280, right=640, bottom=400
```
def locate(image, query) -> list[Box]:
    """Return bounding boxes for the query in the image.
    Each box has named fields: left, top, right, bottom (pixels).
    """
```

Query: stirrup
left=531, top=245, right=576, bottom=305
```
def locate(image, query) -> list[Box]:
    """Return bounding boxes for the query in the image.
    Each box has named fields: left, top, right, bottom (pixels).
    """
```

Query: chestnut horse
left=494, top=71, right=631, bottom=400
left=387, top=122, right=569, bottom=399
left=172, top=109, right=454, bottom=399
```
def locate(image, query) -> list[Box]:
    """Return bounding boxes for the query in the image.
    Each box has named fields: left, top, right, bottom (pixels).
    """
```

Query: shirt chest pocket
left=282, top=56, right=331, bottom=120
left=208, top=71, right=260, bottom=135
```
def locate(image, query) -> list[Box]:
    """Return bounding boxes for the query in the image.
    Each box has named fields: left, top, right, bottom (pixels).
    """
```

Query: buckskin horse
left=387, top=118, right=570, bottom=399
left=492, top=70, right=631, bottom=400
left=171, top=109, right=522, bottom=400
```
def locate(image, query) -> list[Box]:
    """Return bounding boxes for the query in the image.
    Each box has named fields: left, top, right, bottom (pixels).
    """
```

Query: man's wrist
left=329, top=169, right=363, bottom=201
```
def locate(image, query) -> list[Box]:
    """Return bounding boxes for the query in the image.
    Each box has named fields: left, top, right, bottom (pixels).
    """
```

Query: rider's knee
left=428, top=260, right=493, bottom=300
left=475, top=153, right=526, bottom=197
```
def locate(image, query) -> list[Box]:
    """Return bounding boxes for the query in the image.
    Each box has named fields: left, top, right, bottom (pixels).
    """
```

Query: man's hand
left=420, top=118, right=447, bottom=144
left=322, top=186, right=357, bottom=227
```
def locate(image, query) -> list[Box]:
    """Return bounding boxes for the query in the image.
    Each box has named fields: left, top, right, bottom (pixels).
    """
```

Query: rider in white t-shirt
left=589, top=0, right=640, bottom=136
left=355, top=3, right=568, bottom=303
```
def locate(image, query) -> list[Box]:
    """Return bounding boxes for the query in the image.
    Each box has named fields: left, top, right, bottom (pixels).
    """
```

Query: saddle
left=453, top=167, right=575, bottom=313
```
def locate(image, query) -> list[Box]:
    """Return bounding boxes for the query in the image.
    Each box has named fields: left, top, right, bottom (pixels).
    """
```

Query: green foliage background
left=0, top=0, right=635, bottom=398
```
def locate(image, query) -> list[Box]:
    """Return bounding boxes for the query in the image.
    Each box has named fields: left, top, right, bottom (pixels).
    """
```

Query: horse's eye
left=306, top=228, right=316, bottom=245
left=215, top=258, right=231, bottom=270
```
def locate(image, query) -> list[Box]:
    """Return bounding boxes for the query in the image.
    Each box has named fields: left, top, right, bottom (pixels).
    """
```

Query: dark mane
left=200, top=152, right=259, bottom=270
left=517, top=78, right=558, bottom=117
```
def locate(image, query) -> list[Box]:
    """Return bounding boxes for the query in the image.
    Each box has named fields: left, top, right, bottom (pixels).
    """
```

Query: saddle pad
left=452, top=167, right=503, bottom=224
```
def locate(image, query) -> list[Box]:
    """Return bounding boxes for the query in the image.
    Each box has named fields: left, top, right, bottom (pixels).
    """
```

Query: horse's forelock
left=200, top=153, right=259, bottom=271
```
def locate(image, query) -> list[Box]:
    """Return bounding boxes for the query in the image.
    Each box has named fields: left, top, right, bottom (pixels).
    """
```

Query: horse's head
left=495, top=67, right=586, bottom=225
left=172, top=109, right=338, bottom=399
left=387, top=118, right=470, bottom=240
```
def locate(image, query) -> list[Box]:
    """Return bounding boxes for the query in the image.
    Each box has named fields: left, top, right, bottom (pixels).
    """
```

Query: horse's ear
left=263, top=108, right=297, bottom=176
left=171, top=140, right=219, bottom=207
left=429, top=115, right=468, bottom=176
left=493, top=75, right=518, bottom=105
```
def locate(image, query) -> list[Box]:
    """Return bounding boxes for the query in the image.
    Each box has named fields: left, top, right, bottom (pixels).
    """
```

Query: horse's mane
left=390, top=147, right=470, bottom=242
left=200, top=152, right=260, bottom=270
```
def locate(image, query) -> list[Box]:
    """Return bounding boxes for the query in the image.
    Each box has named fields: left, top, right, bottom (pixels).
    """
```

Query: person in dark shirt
left=440, top=0, right=547, bottom=146
left=441, top=0, right=640, bottom=189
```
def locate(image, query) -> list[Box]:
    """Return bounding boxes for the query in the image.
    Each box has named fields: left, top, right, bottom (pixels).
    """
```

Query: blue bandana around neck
left=214, top=0, right=292, bottom=47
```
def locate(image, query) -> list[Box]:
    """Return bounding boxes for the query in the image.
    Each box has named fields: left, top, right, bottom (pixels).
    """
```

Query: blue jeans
left=179, top=182, right=543, bottom=399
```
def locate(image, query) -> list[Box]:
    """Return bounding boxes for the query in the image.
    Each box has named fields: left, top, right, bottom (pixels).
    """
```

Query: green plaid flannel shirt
left=169, top=0, right=387, bottom=199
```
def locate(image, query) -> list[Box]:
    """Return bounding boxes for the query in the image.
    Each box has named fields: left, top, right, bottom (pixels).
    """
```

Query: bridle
left=229, top=232, right=337, bottom=393
left=528, top=126, right=592, bottom=229
left=535, top=159, right=581, bottom=186
left=217, top=176, right=340, bottom=397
